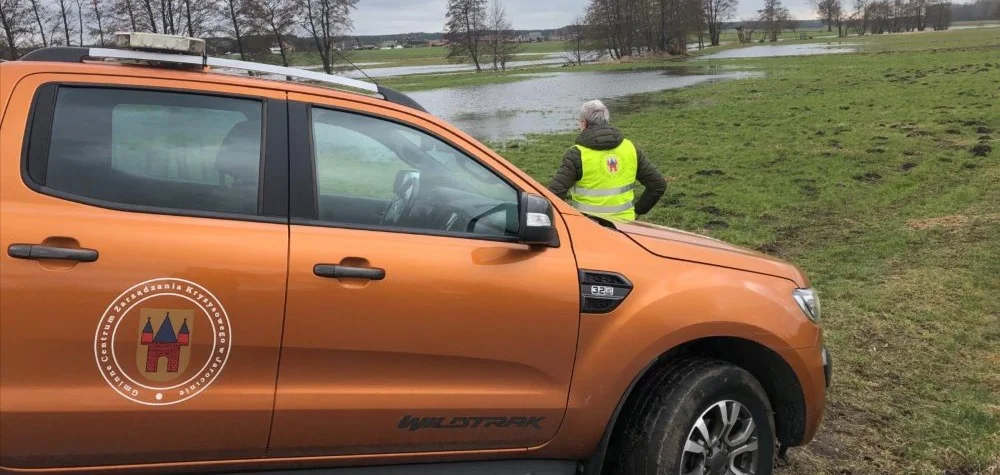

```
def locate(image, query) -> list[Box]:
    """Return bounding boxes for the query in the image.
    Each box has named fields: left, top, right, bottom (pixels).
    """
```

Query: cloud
left=352, top=0, right=818, bottom=35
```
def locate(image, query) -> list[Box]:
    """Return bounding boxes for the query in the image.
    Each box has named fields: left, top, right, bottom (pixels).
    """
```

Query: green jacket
left=547, top=124, right=667, bottom=216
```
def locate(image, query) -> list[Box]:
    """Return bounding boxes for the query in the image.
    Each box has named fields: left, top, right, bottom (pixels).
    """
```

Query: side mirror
left=519, top=193, right=559, bottom=247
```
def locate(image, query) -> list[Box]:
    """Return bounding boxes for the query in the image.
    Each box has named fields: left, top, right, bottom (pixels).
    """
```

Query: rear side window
left=35, top=87, right=264, bottom=216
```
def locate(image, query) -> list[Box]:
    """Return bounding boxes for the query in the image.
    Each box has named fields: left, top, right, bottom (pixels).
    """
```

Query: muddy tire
left=614, top=358, right=775, bottom=475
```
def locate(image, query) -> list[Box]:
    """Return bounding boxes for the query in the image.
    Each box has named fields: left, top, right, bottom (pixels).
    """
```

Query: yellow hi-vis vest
left=568, top=139, right=638, bottom=221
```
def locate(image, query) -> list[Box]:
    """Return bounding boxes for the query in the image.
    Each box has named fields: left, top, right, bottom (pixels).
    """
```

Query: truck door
left=0, top=75, right=289, bottom=469
left=266, top=94, right=581, bottom=457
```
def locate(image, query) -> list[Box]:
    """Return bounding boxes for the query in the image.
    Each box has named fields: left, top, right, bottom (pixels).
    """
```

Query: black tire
left=613, top=358, right=775, bottom=475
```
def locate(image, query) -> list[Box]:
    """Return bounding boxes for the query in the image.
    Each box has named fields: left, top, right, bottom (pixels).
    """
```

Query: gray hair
left=579, top=99, right=610, bottom=126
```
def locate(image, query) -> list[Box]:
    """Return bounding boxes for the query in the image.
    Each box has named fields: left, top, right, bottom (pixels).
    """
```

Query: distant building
left=268, top=41, right=296, bottom=55
left=404, top=37, right=431, bottom=48
left=518, top=32, right=545, bottom=43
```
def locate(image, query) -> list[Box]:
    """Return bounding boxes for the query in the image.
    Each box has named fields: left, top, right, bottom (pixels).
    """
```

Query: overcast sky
left=351, top=0, right=818, bottom=36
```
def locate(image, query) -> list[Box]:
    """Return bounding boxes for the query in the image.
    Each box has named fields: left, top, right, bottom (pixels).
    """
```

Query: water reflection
left=409, top=68, right=761, bottom=141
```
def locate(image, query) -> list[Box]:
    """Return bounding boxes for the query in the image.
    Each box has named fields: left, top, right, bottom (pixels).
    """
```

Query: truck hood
left=616, top=221, right=810, bottom=287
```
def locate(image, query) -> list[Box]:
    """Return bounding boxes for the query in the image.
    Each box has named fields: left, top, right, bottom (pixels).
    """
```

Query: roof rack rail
left=18, top=44, right=427, bottom=113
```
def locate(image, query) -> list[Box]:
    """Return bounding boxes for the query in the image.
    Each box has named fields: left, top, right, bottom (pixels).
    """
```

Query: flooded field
left=408, top=68, right=761, bottom=141
left=699, top=42, right=858, bottom=59
left=337, top=54, right=572, bottom=79
left=267, top=40, right=871, bottom=141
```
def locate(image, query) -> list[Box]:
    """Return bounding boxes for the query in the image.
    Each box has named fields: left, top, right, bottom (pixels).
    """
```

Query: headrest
left=215, top=120, right=262, bottom=185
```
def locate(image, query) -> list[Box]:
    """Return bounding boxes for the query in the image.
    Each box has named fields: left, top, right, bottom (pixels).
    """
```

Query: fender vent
left=580, top=270, right=633, bottom=314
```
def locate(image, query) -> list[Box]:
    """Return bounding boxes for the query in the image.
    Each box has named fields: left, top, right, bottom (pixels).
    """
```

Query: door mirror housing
left=519, top=193, right=559, bottom=247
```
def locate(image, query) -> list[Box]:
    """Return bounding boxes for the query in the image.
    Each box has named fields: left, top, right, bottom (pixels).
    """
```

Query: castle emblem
left=141, top=313, right=190, bottom=373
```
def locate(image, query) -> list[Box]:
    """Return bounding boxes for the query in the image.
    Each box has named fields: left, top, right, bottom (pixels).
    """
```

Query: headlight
left=793, top=288, right=821, bottom=322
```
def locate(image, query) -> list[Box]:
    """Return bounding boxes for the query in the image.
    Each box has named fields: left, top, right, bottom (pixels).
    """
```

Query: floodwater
left=407, top=68, right=761, bottom=141
left=268, top=41, right=860, bottom=141
left=338, top=54, right=573, bottom=79
left=698, top=42, right=858, bottom=59
left=950, top=23, right=1000, bottom=29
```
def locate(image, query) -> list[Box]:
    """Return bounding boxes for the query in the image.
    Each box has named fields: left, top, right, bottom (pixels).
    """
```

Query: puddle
left=698, top=42, right=858, bottom=59
left=407, top=68, right=760, bottom=141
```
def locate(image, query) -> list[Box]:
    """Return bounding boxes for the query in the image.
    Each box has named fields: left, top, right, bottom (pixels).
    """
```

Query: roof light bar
left=86, top=47, right=380, bottom=94
left=114, top=32, right=205, bottom=55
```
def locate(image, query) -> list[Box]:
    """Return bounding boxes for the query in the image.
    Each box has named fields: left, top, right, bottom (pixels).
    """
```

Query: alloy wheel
left=679, top=400, right=760, bottom=475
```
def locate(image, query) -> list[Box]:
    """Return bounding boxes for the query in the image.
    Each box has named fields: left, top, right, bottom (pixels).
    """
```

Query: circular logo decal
left=93, top=278, right=232, bottom=406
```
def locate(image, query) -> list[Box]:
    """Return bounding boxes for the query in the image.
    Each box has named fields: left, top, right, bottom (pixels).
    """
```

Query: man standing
left=548, top=100, right=667, bottom=222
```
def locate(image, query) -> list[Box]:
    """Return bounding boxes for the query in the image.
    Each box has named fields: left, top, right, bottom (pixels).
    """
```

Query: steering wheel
left=381, top=170, right=421, bottom=226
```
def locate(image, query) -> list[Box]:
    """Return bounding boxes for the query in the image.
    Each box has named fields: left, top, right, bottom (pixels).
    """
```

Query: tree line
left=580, top=0, right=720, bottom=57
left=813, top=0, right=978, bottom=36
left=443, top=0, right=521, bottom=72
left=572, top=0, right=813, bottom=57
left=570, top=0, right=818, bottom=58
left=949, top=0, right=999, bottom=21
left=0, top=0, right=358, bottom=72
left=569, top=0, right=994, bottom=60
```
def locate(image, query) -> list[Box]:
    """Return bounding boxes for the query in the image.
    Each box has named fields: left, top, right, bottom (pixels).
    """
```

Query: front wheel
left=614, top=358, right=775, bottom=475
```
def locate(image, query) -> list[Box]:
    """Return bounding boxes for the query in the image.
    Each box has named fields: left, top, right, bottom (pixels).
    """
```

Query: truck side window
left=310, top=107, right=519, bottom=238
left=36, top=86, right=264, bottom=216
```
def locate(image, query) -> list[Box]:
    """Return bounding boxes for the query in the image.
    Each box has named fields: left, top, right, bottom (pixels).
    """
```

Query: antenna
left=330, top=47, right=379, bottom=86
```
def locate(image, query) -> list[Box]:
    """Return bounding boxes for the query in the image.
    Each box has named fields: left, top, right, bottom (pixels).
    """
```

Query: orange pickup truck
left=0, top=33, right=830, bottom=475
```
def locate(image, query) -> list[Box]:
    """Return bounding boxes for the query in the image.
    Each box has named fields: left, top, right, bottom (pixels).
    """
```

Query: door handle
left=314, top=264, right=385, bottom=281
left=8, top=244, right=99, bottom=262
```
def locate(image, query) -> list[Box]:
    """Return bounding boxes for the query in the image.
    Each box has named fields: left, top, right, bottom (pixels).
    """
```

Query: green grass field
left=493, top=28, right=1000, bottom=474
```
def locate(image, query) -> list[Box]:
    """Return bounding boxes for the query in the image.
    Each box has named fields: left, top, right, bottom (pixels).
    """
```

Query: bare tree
left=868, top=0, right=890, bottom=32
left=485, top=0, right=517, bottom=70
left=735, top=16, right=758, bottom=42
left=926, top=0, right=951, bottom=29
left=584, top=0, right=703, bottom=58
left=27, top=0, right=47, bottom=46
left=301, top=0, right=358, bottom=74
left=161, top=0, right=177, bottom=34
left=114, top=0, right=138, bottom=30
left=89, top=0, right=107, bottom=44
left=786, top=17, right=801, bottom=35
left=848, top=0, right=869, bottom=33
left=912, top=0, right=927, bottom=30
left=250, top=0, right=296, bottom=66
left=74, top=0, right=83, bottom=43
left=662, top=0, right=703, bottom=54
left=815, top=0, right=843, bottom=32
left=444, top=0, right=487, bottom=71
left=563, top=15, right=588, bottom=65
left=584, top=0, right=621, bottom=59
left=218, top=0, right=250, bottom=59
left=55, top=0, right=73, bottom=43
left=758, top=0, right=791, bottom=41
left=0, top=0, right=29, bottom=58
left=703, top=0, right=737, bottom=45
left=178, top=0, right=213, bottom=36
left=138, top=0, right=157, bottom=32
